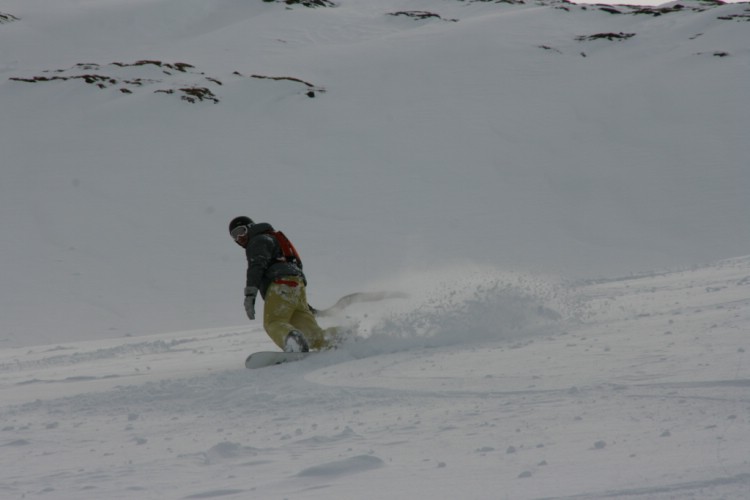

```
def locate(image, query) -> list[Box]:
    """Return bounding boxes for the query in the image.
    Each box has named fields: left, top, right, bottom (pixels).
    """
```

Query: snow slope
left=1, top=258, right=749, bottom=499
left=1, top=0, right=750, bottom=498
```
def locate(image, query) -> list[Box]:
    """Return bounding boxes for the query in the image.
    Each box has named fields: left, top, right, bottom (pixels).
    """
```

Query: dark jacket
left=245, top=223, right=306, bottom=298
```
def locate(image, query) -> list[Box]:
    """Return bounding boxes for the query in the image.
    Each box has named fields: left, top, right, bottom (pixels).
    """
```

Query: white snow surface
left=1, top=0, right=749, bottom=498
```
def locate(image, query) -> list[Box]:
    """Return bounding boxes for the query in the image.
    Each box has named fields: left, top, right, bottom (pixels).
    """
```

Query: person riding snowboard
left=229, top=216, right=337, bottom=352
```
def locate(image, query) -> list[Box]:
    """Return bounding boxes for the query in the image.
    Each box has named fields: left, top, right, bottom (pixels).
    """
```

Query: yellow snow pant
left=263, top=276, right=338, bottom=351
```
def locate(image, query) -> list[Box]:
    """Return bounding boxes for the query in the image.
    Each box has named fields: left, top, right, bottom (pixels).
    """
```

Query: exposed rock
left=262, top=0, right=336, bottom=7
left=388, top=11, right=458, bottom=22
left=0, top=11, right=20, bottom=23
left=576, top=32, right=636, bottom=42
left=10, top=61, right=325, bottom=104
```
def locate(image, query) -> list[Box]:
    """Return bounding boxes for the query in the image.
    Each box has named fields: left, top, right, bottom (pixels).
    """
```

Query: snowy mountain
left=2, top=0, right=748, bottom=346
left=1, top=0, right=749, bottom=498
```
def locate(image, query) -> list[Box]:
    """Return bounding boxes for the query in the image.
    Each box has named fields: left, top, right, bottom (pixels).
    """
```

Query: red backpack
left=271, top=230, right=302, bottom=267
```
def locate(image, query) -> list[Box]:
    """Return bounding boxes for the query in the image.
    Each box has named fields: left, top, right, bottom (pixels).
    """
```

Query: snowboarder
left=229, top=216, right=338, bottom=352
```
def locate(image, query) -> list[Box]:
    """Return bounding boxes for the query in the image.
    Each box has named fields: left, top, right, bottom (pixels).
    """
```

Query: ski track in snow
left=2, top=258, right=749, bottom=499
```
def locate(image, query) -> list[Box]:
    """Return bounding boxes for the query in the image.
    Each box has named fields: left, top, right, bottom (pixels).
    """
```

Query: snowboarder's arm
left=245, top=234, right=276, bottom=291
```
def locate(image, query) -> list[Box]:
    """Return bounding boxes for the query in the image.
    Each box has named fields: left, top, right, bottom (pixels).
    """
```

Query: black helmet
left=228, top=216, right=254, bottom=234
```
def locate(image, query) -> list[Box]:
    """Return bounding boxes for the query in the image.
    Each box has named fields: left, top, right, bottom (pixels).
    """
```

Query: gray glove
left=244, top=286, right=258, bottom=320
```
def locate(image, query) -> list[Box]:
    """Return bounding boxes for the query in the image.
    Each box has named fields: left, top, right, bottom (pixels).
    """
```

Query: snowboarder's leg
left=291, top=309, right=340, bottom=350
left=265, top=277, right=338, bottom=351
left=289, top=282, right=340, bottom=350
left=263, top=282, right=300, bottom=350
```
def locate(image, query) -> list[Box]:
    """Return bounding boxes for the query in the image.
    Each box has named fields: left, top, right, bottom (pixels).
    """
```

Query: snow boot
left=284, top=330, right=310, bottom=353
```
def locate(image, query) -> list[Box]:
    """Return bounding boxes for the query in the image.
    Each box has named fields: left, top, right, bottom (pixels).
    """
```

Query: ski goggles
left=230, top=225, right=249, bottom=241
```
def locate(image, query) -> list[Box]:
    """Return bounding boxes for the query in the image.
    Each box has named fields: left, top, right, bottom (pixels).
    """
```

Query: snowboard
left=245, top=351, right=310, bottom=369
